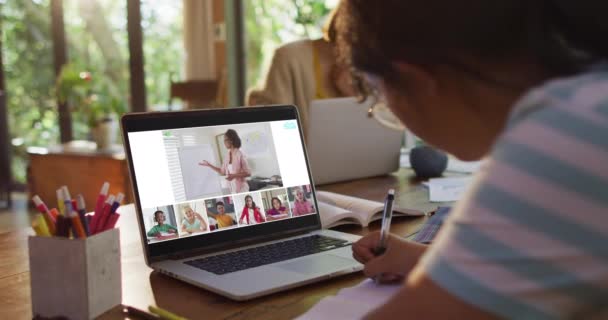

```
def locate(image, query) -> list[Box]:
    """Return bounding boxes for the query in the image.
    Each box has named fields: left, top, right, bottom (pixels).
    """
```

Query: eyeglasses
left=366, top=96, right=406, bottom=132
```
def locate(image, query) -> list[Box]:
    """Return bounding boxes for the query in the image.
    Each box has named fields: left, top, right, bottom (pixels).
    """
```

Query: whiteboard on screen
left=178, top=144, right=222, bottom=200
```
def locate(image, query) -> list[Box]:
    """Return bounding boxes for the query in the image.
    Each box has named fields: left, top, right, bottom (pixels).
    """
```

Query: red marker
left=32, top=195, right=56, bottom=235
left=95, top=182, right=110, bottom=217
left=102, top=213, right=121, bottom=231
left=92, top=194, right=114, bottom=235
left=90, top=182, right=110, bottom=234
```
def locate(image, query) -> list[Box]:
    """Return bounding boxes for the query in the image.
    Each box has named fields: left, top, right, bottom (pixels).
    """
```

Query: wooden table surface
left=0, top=169, right=436, bottom=320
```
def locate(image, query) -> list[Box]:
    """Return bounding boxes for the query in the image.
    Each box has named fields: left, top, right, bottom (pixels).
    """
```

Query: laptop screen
left=122, top=106, right=321, bottom=259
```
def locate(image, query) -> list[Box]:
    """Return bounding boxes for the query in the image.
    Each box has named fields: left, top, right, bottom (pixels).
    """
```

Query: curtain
left=183, top=0, right=216, bottom=80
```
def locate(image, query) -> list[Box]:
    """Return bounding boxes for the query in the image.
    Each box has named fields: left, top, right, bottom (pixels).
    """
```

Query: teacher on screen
left=199, top=129, right=251, bottom=194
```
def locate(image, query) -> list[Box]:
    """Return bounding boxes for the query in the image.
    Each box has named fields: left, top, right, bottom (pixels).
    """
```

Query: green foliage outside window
left=245, top=0, right=335, bottom=89
left=2, top=0, right=331, bottom=184
left=2, top=0, right=182, bottom=184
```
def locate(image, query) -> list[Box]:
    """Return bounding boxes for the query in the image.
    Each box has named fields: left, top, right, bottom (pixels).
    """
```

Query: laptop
left=307, top=97, right=403, bottom=185
left=121, top=105, right=362, bottom=301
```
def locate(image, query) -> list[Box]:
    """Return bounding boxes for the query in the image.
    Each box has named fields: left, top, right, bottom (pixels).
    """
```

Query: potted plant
left=55, top=63, right=125, bottom=150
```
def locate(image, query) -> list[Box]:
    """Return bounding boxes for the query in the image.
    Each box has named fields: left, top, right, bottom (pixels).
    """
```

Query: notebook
left=316, top=191, right=427, bottom=228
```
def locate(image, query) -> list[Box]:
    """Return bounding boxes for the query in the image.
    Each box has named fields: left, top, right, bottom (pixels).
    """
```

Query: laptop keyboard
left=184, top=235, right=350, bottom=275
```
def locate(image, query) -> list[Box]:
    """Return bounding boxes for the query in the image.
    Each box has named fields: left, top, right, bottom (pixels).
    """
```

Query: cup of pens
left=29, top=182, right=123, bottom=320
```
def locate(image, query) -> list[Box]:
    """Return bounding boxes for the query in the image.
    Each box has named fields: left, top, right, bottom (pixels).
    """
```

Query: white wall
left=176, top=123, right=282, bottom=178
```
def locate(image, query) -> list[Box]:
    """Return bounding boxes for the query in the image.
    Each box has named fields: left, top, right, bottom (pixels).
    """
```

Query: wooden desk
left=1, top=169, right=432, bottom=320
left=27, top=141, right=133, bottom=209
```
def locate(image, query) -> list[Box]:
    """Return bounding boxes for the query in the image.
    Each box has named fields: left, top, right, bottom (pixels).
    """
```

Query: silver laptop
left=121, top=105, right=362, bottom=301
left=308, top=97, right=403, bottom=185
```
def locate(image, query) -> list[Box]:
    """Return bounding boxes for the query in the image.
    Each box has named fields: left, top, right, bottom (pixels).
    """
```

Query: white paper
left=428, top=176, right=472, bottom=202
left=446, top=158, right=482, bottom=173
left=297, top=279, right=401, bottom=320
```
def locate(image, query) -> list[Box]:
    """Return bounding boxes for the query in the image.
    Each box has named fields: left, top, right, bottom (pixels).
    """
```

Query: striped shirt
left=420, top=69, right=608, bottom=319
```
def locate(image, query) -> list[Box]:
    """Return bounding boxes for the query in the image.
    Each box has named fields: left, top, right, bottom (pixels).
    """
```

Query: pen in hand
left=373, top=188, right=395, bottom=284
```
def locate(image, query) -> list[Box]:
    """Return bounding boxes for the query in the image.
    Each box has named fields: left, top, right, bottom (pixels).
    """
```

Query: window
left=244, top=0, right=338, bottom=89
left=2, top=0, right=184, bottom=184
left=2, top=0, right=57, bottom=183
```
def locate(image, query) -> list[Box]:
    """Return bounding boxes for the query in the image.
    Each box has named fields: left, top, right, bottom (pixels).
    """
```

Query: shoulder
left=234, top=148, right=247, bottom=159
left=485, top=70, right=608, bottom=220
left=273, top=40, right=313, bottom=59
left=498, top=70, right=608, bottom=180
left=508, top=68, right=608, bottom=127
left=267, top=40, right=314, bottom=69
left=417, top=70, right=608, bottom=319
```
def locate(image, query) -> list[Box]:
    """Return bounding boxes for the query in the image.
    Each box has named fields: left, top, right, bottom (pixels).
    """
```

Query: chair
left=169, top=80, right=219, bottom=110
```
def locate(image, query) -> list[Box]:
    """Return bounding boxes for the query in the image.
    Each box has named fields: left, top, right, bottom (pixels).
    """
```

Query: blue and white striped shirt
left=420, top=69, right=608, bottom=319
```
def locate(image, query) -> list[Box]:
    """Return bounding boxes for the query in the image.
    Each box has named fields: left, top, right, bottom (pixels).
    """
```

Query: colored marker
left=70, top=211, right=87, bottom=238
left=31, top=213, right=51, bottom=237
left=102, top=213, right=120, bottom=231
left=149, top=305, right=188, bottom=320
left=61, top=187, right=77, bottom=237
left=76, top=194, right=90, bottom=236
left=110, top=193, right=124, bottom=215
left=32, top=195, right=50, bottom=215
left=32, top=195, right=56, bottom=235
left=94, top=195, right=115, bottom=235
left=71, top=199, right=78, bottom=212
left=55, top=215, right=70, bottom=238
left=63, top=187, right=86, bottom=238
left=61, top=186, right=73, bottom=215
left=95, top=182, right=110, bottom=217
left=56, top=188, right=65, bottom=216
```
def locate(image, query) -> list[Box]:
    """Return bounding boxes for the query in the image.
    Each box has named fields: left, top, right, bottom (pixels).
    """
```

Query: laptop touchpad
left=276, top=255, right=354, bottom=274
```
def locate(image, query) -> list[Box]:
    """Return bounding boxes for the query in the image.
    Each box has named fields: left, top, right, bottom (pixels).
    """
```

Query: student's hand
left=195, top=212, right=204, bottom=220
left=352, top=231, right=423, bottom=283
left=199, top=160, right=210, bottom=167
left=153, top=232, right=161, bottom=237
left=168, top=229, right=177, bottom=234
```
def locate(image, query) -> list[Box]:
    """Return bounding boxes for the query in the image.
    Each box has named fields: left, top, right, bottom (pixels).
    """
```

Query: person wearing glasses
left=199, top=129, right=251, bottom=194
left=338, top=0, right=608, bottom=319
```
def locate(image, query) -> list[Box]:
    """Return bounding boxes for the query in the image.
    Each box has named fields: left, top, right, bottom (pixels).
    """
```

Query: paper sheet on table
left=428, top=176, right=473, bottom=202
left=297, top=280, right=401, bottom=320
left=446, top=158, right=482, bottom=173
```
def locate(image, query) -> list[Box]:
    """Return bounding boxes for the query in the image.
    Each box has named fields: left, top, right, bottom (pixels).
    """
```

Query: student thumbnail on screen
left=204, top=196, right=238, bottom=231
left=233, top=192, right=267, bottom=226
left=288, top=185, right=316, bottom=217
left=143, top=205, right=179, bottom=243
left=260, top=189, right=291, bottom=222
left=174, top=201, right=210, bottom=237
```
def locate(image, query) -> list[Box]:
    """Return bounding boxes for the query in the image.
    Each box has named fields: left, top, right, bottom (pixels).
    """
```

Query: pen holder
left=28, top=228, right=122, bottom=320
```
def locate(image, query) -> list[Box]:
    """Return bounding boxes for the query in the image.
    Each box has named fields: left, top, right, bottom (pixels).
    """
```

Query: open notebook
left=316, top=191, right=430, bottom=228
left=297, top=279, right=401, bottom=319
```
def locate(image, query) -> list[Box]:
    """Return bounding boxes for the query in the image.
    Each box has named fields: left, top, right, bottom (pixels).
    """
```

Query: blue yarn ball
left=409, top=146, right=448, bottom=178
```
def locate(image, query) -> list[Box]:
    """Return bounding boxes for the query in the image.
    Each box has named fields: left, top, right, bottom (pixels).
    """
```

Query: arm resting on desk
left=364, top=268, right=499, bottom=320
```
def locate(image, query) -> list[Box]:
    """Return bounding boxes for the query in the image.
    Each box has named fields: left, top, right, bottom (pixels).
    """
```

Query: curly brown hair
left=335, top=0, right=608, bottom=96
